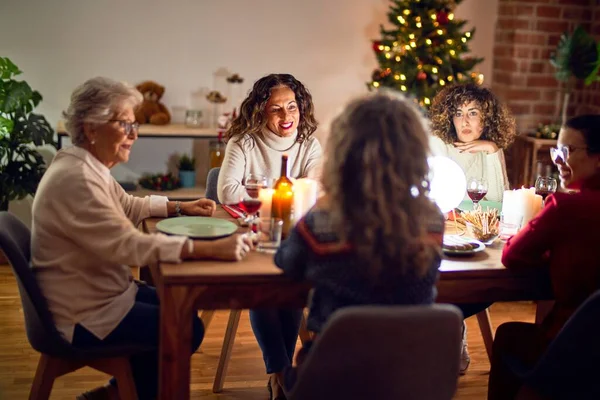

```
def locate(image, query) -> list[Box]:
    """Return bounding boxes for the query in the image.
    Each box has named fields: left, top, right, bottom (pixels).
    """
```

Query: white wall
left=1, top=0, right=496, bottom=182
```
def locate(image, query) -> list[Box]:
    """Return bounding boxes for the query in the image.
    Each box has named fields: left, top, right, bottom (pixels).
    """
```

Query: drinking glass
left=534, top=176, right=558, bottom=203
left=466, top=177, right=488, bottom=210
left=244, top=174, right=268, bottom=199
left=498, top=214, right=523, bottom=242
left=257, top=218, right=283, bottom=253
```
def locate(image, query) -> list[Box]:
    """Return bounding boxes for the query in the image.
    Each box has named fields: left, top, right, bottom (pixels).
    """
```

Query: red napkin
left=222, top=204, right=245, bottom=219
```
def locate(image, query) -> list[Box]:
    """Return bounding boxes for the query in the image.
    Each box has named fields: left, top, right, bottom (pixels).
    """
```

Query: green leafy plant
left=177, top=154, right=195, bottom=171
left=0, top=57, right=57, bottom=211
left=550, top=25, right=600, bottom=124
left=138, top=173, right=181, bottom=191
left=533, top=122, right=561, bottom=139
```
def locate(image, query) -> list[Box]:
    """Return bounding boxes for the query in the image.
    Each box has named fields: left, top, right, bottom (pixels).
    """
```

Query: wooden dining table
left=143, top=207, right=552, bottom=400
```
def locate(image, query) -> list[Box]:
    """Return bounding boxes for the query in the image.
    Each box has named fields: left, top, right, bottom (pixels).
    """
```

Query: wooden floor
left=0, top=266, right=536, bottom=399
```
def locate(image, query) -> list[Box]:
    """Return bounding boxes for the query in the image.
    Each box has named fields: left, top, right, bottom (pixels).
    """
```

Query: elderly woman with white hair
left=32, top=77, right=253, bottom=400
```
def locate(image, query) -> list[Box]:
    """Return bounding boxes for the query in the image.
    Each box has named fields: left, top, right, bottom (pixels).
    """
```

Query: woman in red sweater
left=488, top=114, right=600, bottom=400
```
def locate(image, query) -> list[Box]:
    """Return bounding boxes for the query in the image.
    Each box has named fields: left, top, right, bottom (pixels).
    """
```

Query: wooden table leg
left=158, top=284, right=197, bottom=400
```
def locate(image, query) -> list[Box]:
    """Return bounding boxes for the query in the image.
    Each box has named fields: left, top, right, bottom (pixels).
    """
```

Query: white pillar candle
left=258, top=188, right=275, bottom=220
left=293, top=178, right=318, bottom=221
left=502, top=188, right=544, bottom=230
left=502, top=190, right=517, bottom=216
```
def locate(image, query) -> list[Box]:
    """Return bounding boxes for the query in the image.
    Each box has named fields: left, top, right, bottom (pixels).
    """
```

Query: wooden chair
left=0, top=212, right=150, bottom=400
left=476, top=308, right=494, bottom=360
left=200, top=309, right=311, bottom=393
left=285, top=304, right=463, bottom=400
left=202, top=168, right=312, bottom=392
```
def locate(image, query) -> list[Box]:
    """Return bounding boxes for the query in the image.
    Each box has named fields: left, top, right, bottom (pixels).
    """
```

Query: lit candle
left=258, top=188, right=275, bottom=220
left=502, top=188, right=544, bottom=228
left=293, top=178, right=318, bottom=221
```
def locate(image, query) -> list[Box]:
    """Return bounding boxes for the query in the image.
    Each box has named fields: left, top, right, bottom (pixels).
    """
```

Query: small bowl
left=465, top=222, right=499, bottom=245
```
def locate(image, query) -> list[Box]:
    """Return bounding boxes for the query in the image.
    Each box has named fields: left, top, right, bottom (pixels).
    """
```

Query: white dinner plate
left=442, top=235, right=486, bottom=256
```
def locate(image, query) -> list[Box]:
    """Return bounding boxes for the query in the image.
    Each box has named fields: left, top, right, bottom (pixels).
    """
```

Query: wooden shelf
left=518, top=135, right=558, bottom=146
left=127, top=186, right=206, bottom=200
left=56, top=121, right=219, bottom=139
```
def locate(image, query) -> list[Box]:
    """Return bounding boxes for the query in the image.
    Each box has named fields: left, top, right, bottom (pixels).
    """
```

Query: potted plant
left=0, top=57, right=57, bottom=211
left=550, top=25, right=600, bottom=125
left=138, top=172, right=181, bottom=191
left=177, top=154, right=196, bottom=188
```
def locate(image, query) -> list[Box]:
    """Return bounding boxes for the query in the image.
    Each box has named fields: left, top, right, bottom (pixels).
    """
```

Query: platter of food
left=442, top=235, right=486, bottom=256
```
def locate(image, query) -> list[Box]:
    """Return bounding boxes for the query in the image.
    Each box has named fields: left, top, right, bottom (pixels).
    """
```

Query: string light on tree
left=368, top=0, right=483, bottom=109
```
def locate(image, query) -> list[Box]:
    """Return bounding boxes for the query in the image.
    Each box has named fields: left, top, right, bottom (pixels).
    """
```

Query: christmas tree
left=369, top=0, right=484, bottom=109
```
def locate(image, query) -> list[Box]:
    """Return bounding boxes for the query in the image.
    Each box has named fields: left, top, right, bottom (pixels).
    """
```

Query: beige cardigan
left=217, top=128, right=322, bottom=204
left=32, top=146, right=187, bottom=342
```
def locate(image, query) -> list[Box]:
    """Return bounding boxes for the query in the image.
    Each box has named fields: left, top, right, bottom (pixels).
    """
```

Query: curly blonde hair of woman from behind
left=322, top=91, right=441, bottom=281
left=225, top=73, right=318, bottom=144
left=62, top=77, right=143, bottom=146
left=429, top=83, right=516, bottom=149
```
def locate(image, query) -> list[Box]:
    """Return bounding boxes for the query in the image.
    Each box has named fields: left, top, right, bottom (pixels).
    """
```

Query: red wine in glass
left=535, top=176, right=557, bottom=202
left=535, top=189, right=552, bottom=201
left=467, top=189, right=487, bottom=203
left=239, top=198, right=262, bottom=216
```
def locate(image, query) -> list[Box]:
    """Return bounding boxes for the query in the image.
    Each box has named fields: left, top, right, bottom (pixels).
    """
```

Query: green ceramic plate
left=156, top=217, right=238, bottom=239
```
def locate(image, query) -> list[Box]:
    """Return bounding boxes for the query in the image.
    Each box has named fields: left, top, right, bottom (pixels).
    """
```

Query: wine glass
left=535, top=176, right=558, bottom=203
left=238, top=192, right=262, bottom=229
left=244, top=174, right=268, bottom=199
left=467, top=177, right=488, bottom=210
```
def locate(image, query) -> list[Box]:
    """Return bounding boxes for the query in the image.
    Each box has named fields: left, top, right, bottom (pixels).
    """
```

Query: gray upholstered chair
left=0, top=211, right=150, bottom=400
left=285, top=305, right=463, bottom=400
left=205, top=167, right=221, bottom=204
left=507, top=290, right=600, bottom=400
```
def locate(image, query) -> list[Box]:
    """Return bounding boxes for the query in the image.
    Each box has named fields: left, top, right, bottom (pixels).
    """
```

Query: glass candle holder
left=185, top=110, right=203, bottom=127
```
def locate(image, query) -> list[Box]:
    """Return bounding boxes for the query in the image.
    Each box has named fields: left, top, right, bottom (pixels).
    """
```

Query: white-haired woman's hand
left=212, top=233, right=254, bottom=261
left=182, top=198, right=217, bottom=216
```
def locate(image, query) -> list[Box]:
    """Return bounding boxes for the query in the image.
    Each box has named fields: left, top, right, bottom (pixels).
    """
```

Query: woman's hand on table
left=454, top=140, right=499, bottom=154
left=212, top=234, right=254, bottom=261
left=182, top=198, right=217, bottom=216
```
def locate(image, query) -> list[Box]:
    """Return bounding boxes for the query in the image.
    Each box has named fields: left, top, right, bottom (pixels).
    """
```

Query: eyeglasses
left=550, top=144, right=588, bottom=164
left=109, top=120, right=140, bottom=136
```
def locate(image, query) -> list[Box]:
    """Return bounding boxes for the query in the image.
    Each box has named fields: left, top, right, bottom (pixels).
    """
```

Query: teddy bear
left=134, top=81, right=171, bottom=125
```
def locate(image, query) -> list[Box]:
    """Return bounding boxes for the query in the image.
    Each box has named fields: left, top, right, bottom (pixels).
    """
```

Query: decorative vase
left=179, top=170, right=196, bottom=188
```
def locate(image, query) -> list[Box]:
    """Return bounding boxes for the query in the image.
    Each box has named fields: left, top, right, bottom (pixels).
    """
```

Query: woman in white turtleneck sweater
left=217, top=73, right=322, bottom=399
left=217, top=74, right=322, bottom=205
left=429, top=83, right=517, bottom=203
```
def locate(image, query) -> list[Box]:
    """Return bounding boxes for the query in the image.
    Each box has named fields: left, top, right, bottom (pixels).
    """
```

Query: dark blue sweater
left=274, top=207, right=445, bottom=333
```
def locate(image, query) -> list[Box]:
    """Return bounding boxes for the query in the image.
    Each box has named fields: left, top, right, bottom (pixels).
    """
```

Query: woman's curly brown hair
left=323, top=91, right=441, bottom=281
left=429, top=83, right=516, bottom=149
left=225, top=73, right=318, bottom=143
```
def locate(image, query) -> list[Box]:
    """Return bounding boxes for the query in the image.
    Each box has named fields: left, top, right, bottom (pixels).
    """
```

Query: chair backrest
left=205, top=167, right=220, bottom=204
left=0, top=211, right=74, bottom=356
left=287, top=304, right=462, bottom=400
left=524, top=290, right=600, bottom=399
